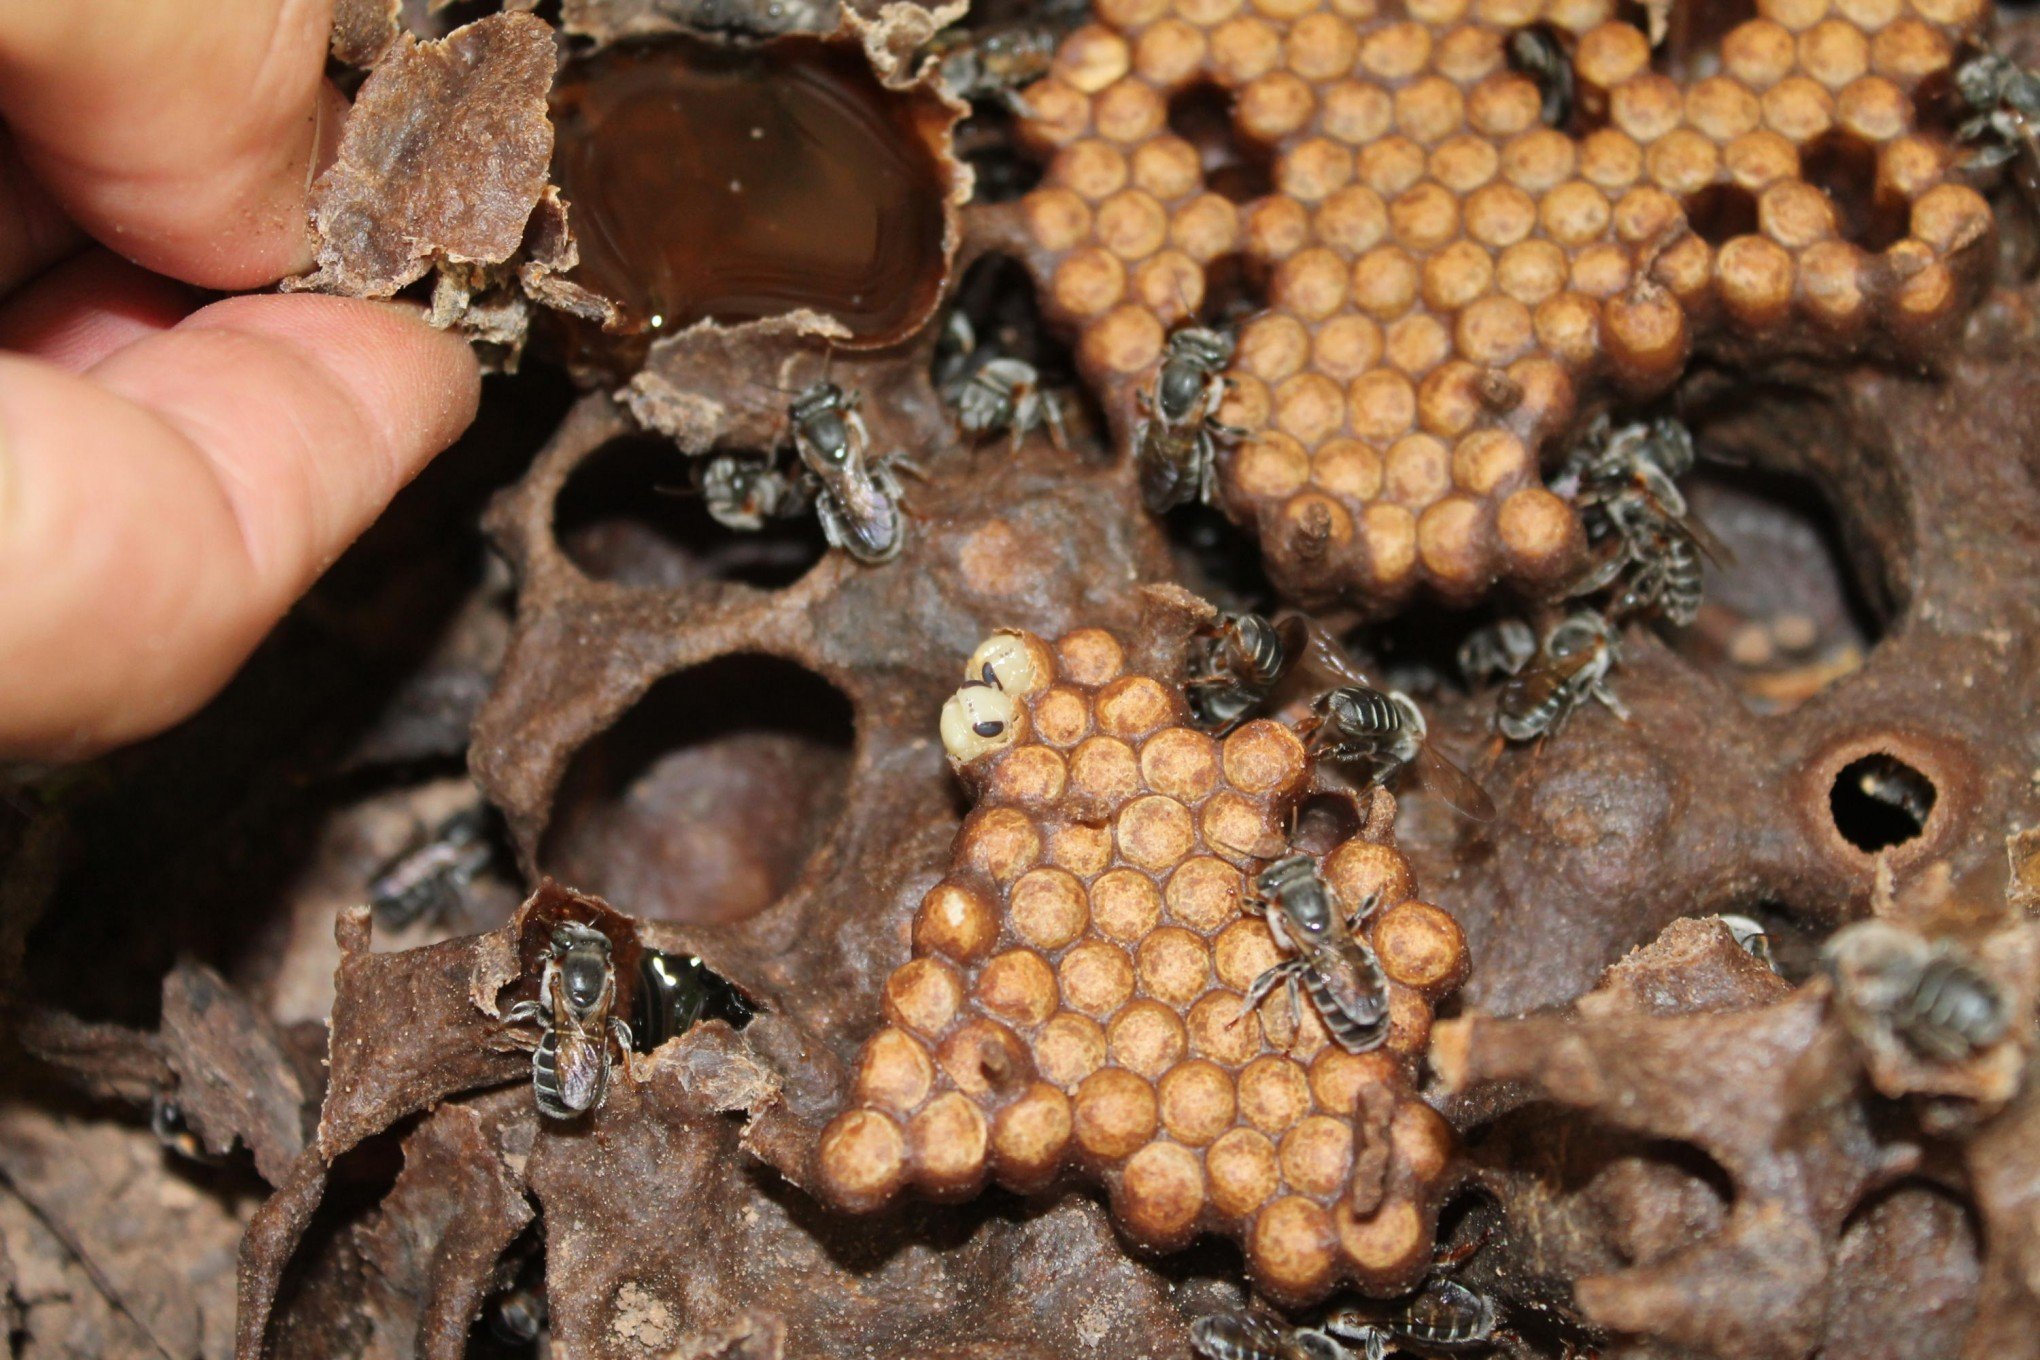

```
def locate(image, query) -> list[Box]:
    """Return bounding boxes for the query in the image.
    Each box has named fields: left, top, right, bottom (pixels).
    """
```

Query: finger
left=0, top=0, right=342, bottom=291
left=0, top=294, right=479, bottom=758
left=0, top=127, right=83, bottom=295
left=0, top=248, right=196, bottom=370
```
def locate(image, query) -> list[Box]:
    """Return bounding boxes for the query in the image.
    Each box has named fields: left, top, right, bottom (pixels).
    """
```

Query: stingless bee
left=924, top=22, right=1059, bottom=117
left=1716, top=913, right=1777, bottom=970
left=1185, top=611, right=1308, bottom=734
left=504, top=922, right=632, bottom=1120
left=1234, top=853, right=1392, bottom=1054
left=1193, top=1313, right=1352, bottom=1360
left=1493, top=610, right=1626, bottom=743
left=1822, top=921, right=2009, bottom=1064
left=1136, top=325, right=1244, bottom=513
left=368, top=804, right=498, bottom=929
left=696, top=450, right=808, bottom=533
left=1956, top=49, right=2040, bottom=190
left=1326, top=1279, right=1502, bottom=1358
left=785, top=379, right=910, bottom=565
left=1301, top=686, right=1496, bottom=823
left=1559, top=415, right=1724, bottom=627
left=1506, top=24, right=1574, bottom=130
left=939, top=313, right=1071, bottom=452
left=1456, top=618, right=1537, bottom=687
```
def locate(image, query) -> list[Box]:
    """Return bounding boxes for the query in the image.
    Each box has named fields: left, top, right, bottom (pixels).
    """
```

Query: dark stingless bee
left=786, top=379, right=909, bottom=565
left=1493, top=610, right=1625, bottom=743
left=1136, top=325, right=1244, bottom=513
left=1823, top=921, right=2009, bottom=1064
left=487, top=1283, right=547, bottom=1347
left=1716, top=913, right=1777, bottom=971
left=925, top=22, right=1059, bottom=117
left=1325, top=1279, right=1502, bottom=1358
left=368, top=804, right=498, bottom=929
left=1506, top=25, right=1574, bottom=130
left=1192, top=1311, right=1353, bottom=1360
left=1299, top=671, right=1496, bottom=823
left=1185, top=611, right=1308, bottom=734
left=504, top=922, right=633, bottom=1120
left=1559, top=415, right=1724, bottom=628
left=1234, top=853, right=1392, bottom=1054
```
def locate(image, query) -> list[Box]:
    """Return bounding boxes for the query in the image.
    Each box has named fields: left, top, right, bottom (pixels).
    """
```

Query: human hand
left=0, top=0, right=482, bottom=760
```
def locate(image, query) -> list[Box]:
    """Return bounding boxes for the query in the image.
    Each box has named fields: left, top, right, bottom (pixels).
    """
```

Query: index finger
left=0, top=0, right=341, bottom=291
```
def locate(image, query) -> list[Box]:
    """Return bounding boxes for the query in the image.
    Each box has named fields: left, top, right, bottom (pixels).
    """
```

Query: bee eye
left=941, top=680, right=1022, bottom=765
left=964, top=630, right=1047, bottom=697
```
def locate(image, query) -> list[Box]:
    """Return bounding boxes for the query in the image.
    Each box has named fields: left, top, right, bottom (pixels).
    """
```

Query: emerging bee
left=939, top=314, right=1070, bottom=452
left=1235, top=853, right=1392, bottom=1054
left=1326, top=1279, right=1503, bottom=1357
left=1506, top=24, right=1574, bottom=130
left=696, top=449, right=808, bottom=533
left=634, top=949, right=753, bottom=1052
left=1492, top=611, right=1626, bottom=743
left=786, top=379, right=909, bottom=565
left=1559, top=415, right=1724, bottom=627
left=368, top=804, right=498, bottom=930
left=1135, top=326, right=1243, bottom=513
left=504, top=922, right=633, bottom=1120
left=1823, top=921, right=2009, bottom=1064
left=1716, top=913, right=1777, bottom=971
left=1185, top=611, right=1307, bottom=734
left=149, top=1093, right=225, bottom=1165
left=487, top=1283, right=547, bottom=1348
left=925, top=22, right=1059, bottom=117
left=1456, top=618, right=1537, bottom=688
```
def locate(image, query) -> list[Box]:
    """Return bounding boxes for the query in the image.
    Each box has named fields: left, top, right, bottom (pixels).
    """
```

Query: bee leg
left=1231, top=960, right=1301, bottom=1024
left=1043, top=393, right=1070, bottom=452
left=997, top=88, right=1038, bottom=120
left=1593, top=682, right=1631, bottom=723
left=1345, top=891, right=1383, bottom=931
left=610, top=1017, right=634, bottom=1052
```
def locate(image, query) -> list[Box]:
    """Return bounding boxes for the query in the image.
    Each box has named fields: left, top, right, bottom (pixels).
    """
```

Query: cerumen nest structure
left=6, top=0, right=2040, bottom=1357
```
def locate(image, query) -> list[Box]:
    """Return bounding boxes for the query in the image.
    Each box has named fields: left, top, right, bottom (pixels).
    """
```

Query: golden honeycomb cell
left=820, top=628, right=1485, bottom=1299
left=1005, top=0, right=1989, bottom=608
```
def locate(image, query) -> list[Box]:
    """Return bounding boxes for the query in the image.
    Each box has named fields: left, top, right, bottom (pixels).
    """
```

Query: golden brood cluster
left=814, top=626, right=1468, bottom=1301
left=1009, top=0, right=1992, bottom=606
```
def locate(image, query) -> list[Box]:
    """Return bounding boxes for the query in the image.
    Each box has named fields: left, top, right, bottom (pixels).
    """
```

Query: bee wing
left=1305, top=935, right=1389, bottom=1027
left=552, top=1022, right=611, bottom=1114
left=1414, top=737, right=1498, bottom=822
left=1675, top=510, right=1736, bottom=568
left=1284, top=613, right=1374, bottom=690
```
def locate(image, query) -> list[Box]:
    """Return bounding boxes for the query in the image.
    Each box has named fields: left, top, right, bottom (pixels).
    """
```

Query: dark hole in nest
left=1670, top=462, right=1887, bottom=713
left=1167, top=83, right=1274, bottom=204
left=941, top=253, right=1082, bottom=391
left=1164, top=503, right=1277, bottom=611
left=1291, top=793, right=1364, bottom=857
left=1196, top=251, right=1270, bottom=331
left=1830, top=753, right=1936, bottom=852
left=1648, top=0, right=1755, bottom=78
left=1801, top=131, right=1909, bottom=252
left=953, top=103, right=1045, bottom=204
left=540, top=655, right=855, bottom=924
left=471, top=1222, right=548, bottom=1358
left=552, top=434, right=828, bottom=590
left=1684, top=182, right=1759, bottom=244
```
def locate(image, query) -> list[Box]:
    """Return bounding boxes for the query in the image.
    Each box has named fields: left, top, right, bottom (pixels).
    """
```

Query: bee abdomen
left=532, top=1031, right=573, bottom=1120
left=1304, top=966, right=1390, bottom=1053
left=1900, top=954, right=2007, bottom=1060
